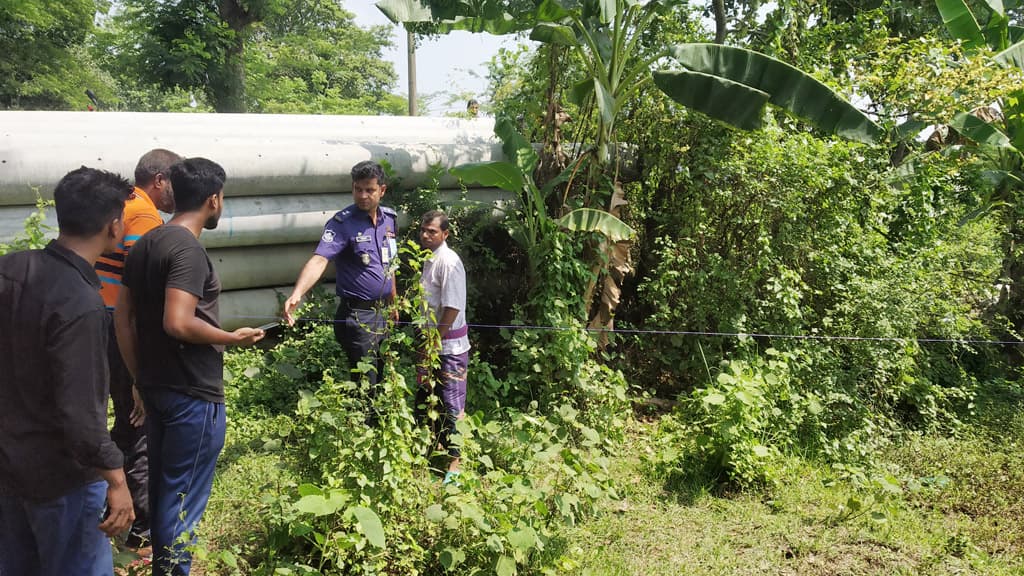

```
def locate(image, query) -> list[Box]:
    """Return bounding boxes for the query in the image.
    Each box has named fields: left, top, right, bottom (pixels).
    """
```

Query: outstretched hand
left=233, top=327, right=266, bottom=346
left=282, top=295, right=301, bottom=326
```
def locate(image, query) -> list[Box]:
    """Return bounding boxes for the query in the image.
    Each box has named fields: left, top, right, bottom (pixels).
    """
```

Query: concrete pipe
left=1, top=188, right=516, bottom=246
left=0, top=112, right=503, bottom=205
left=207, top=243, right=335, bottom=291
left=219, top=284, right=336, bottom=331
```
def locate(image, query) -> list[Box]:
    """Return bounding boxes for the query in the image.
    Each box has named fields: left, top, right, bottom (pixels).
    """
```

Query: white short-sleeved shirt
left=420, top=241, right=470, bottom=356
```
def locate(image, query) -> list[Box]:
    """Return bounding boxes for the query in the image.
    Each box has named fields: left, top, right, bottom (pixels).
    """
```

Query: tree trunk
left=712, top=0, right=727, bottom=44
left=214, top=0, right=260, bottom=113
left=212, top=33, right=247, bottom=113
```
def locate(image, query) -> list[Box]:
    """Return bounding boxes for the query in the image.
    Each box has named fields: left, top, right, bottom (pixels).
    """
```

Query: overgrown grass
left=193, top=397, right=1024, bottom=576
left=560, top=381, right=1024, bottom=576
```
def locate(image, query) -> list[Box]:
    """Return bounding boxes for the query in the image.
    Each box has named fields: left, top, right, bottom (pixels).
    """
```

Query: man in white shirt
left=415, top=210, right=470, bottom=484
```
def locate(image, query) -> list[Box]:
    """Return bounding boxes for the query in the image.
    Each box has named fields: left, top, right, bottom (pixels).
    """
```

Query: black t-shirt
left=123, top=225, right=225, bottom=402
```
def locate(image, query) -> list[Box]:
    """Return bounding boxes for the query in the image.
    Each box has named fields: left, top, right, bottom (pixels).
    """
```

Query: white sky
left=345, top=1, right=524, bottom=116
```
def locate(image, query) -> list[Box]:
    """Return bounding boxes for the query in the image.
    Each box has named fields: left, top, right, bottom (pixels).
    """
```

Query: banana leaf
left=666, top=43, right=883, bottom=143
left=449, top=161, right=526, bottom=193
left=376, top=0, right=528, bottom=34
left=936, top=0, right=986, bottom=48
left=556, top=208, right=635, bottom=241
left=530, top=23, right=576, bottom=45
left=653, top=69, right=770, bottom=131
left=994, top=38, right=1024, bottom=70
left=950, top=111, right=1014, bottom=149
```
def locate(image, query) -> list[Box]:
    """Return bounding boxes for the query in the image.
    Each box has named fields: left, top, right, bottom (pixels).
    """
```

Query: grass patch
left=559, top=419, right=1024, bottom=576
left=193, top=386, right=1024, bottom=575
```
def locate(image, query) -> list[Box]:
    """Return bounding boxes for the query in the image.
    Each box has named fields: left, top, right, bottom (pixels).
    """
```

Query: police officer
left=283, top=160, right=398, bottom=394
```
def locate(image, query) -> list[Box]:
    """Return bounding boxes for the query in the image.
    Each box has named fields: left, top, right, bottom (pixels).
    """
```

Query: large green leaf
left=1011, top=25, right=1024, bottom=43
left=350, top=506, right=386, bottom=548
left=293, top=492, right=348, bottom=516
left=569, top=77, right=595, bottom=107
left=653, top=69, right=770, bottom=131
left=530, top=23, right=576, bottom=45
left=935, top=0, right=986, bottom=48
left=494, top=117, right=538, bottom=175
left=994, top=38, right=1024, bottom=70
left=593, top=79, right=615, bottom=125
left=536, top=0, right=571, bottom=21
left=556, top=208, right=635, bottom=241
left=983, top=0, right=1005, bottom=16
left=950, top=111, right=1014, bottom=149
left=667, top=44, right=883, bottom=143
left=376, top=0, right=527, bottom=33
left=376, top=0, right=434, bottom=22
left=496, top=555, right=516, bottom=576
left=450, top=161, right=526, bottom=192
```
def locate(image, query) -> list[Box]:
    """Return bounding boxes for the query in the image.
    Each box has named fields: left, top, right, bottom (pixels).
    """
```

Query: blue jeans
left=0, top=480, right=113, bottom=576
left=144, top=388, right=226, bottom=576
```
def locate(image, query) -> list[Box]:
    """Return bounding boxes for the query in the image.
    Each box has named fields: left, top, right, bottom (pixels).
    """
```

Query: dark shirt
left=122, top=225, right=225, bottom=403
left=314, top=204, right=397, bottom=300
left=0, top=241, right=124, bottom=502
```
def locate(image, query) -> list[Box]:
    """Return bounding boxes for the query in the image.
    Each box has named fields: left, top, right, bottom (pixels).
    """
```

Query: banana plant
left=377, top=0, right=884, bottom=149
left=379, top=0, right=881, bottom=332
left=930, top=0, right=1024, bottom=330
left=449, top=117, right=635, bottom=284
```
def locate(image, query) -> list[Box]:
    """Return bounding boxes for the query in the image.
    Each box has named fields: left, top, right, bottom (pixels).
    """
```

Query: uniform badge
left=355, top=233, right=371, bottom=243
left=321, top=229, right=336, bottom=243
left=360, top=252, right=371, bottom=266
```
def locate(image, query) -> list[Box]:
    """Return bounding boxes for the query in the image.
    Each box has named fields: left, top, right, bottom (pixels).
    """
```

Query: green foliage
left=214, top=240, right=627, bottom=574
left=99, top=0, right=398, bottom=113
left=651, top=350, right=823, bottom=488
left=0, top=195, right=53, bottom=255
left=0, top=0, right=117, bottom=109
left=245, top=1, right=398, bottom=114
left=658, top=43, right=882, bottom=143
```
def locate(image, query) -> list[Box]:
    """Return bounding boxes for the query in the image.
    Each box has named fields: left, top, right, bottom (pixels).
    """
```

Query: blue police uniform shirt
left=314, top=204, right=398, bottom=300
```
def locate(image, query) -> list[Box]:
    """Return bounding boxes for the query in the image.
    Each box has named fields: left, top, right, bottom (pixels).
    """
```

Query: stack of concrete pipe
left=0, top=112, right=511, bottom=328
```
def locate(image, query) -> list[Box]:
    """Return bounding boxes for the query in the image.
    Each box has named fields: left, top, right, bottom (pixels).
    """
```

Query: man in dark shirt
left=115, top=157, right=265, bottom=576
left=283, top=161, right=398, bottom=399
left=0, top=167, right=135, bottom=576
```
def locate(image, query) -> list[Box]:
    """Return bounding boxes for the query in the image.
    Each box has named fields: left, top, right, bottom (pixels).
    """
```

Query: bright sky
left=346, top=1, right=524, bottom=116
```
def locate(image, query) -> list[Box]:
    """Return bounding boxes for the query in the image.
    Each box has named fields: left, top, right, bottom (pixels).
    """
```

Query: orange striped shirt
left=96, top=187, right=164, bottom=308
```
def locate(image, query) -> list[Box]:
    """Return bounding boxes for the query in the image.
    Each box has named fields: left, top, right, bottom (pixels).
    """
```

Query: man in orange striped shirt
left=96, top=148, right=182, bottom=555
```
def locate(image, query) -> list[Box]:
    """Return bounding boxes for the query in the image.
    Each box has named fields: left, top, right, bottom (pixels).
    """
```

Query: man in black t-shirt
left=115, top=157, right=265, bottom=576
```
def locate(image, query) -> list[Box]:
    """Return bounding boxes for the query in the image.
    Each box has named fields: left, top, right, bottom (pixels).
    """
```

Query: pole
left=407, top=29, right=417, bottom=116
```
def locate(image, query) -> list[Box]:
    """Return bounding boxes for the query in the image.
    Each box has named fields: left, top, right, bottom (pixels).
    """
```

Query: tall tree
left=105, top=0, right=397, bottom=113
left=0, top=0, right=116, bottom=109
left=246, top=0, right=398, bottom=114
left=110, top=0, right=272, bottom=112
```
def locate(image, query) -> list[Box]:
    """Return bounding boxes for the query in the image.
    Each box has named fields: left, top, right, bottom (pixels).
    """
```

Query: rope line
left=221, top=314, right=1024, bottom=347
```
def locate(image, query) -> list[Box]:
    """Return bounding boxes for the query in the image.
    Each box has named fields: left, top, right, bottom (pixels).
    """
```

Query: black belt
left=343, top=297, right=392, bottom=310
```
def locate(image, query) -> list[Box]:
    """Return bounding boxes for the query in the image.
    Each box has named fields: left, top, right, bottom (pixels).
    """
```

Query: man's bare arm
left=283, top=255, right=329, bottom=326
left=164, top=288, right=265, bottom=346
left=114, top=286, right=139, bottom=379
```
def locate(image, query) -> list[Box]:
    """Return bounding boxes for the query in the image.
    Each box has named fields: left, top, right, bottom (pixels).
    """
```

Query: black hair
left=170, top=157, right=226, bottom=213
left=467, top=99, right=479, bottom=108
left=350, top=160, right=386, bottom=186
left=420, top=209, right=449, bottom=231
left=134, top=148, right=183, bottom=187
left=53, top=167, right=132, bottom=237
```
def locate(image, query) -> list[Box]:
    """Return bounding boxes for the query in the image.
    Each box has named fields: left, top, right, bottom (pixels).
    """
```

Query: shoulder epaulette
left=332, top=208, right=353, bottom=224
left=381, top=206, right=397, bottom=217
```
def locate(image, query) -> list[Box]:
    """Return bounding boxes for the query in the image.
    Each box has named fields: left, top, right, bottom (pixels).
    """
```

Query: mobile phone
left=257, top=321, right=280, bottom=331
